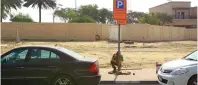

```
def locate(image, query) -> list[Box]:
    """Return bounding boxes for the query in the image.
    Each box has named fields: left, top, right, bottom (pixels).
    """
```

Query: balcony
left=172, top=15, right=197, bottom=19
left=171, top=19, right=197, bottom=26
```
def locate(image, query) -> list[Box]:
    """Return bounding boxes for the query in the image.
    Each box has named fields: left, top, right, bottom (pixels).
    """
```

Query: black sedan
left=1, top=45, right=101, bottom=85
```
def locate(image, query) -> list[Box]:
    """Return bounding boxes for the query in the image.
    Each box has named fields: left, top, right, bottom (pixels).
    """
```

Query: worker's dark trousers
left=111, top=61, right=122, bottom=72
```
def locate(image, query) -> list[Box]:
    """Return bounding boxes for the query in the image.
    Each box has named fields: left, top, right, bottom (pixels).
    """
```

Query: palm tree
left=23, top=0, right=56, bottom=23
left=1, top=0, right=22, bottom=22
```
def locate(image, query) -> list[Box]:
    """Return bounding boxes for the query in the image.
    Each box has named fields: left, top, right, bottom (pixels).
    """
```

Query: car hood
left=162, top=59, right=198, bottom=70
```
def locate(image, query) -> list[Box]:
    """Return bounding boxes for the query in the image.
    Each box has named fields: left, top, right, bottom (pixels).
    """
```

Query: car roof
left=14, top=45, right=84, bottom=59
left=15, top=45, right=62, bottom=49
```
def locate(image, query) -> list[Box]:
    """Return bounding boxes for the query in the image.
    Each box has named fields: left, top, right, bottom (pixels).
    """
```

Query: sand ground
left=1, top=40, right=197, bottom=69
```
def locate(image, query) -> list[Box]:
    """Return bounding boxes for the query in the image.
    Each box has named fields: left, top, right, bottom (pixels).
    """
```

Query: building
left=149, top=1, right=197, bottom=28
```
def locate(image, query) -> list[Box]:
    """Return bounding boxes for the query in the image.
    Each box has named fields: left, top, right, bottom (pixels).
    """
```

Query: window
left=29, top=48, right=60, bottom=63
left=184, top=51, right=197, bottom=61
left=181, top=12, right=185, bottom=19
left=1, top=49, right=28, bottom=64
left=50, top=52, right=60, bottom=59
left=41, top=50, right=51, bottom=59
left=177, top=12, right=181, bottom=19
left=176, top=12, right=186, bottom=19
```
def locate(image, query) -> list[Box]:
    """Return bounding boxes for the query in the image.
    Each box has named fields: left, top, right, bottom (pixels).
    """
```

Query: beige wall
left=150, top=2, right=191, bottom=15
left=101, top=24, right=109, bottom=40
left=95, top=24, right=109, bottom=40
left=184, top=29, right=197, bottom=40
left=1, top=23, right=19, bottom=39
left=121, top=24, right=194, bottom=42
left=121, top=24, right=149, bottom=41
left=149, top=3, right=172, bottom=15
left=190, top=7, right=197, bottom=17
left=1, top=23, right=196, bottom=41
left=171, top=2, right=191, bottom=16
left=1, top=23, right=108, bottom=41
left=170, top=2, right=191, bottom=8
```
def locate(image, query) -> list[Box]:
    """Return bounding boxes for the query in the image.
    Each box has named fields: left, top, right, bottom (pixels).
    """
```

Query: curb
left=100, top=81, right=159, bottom=84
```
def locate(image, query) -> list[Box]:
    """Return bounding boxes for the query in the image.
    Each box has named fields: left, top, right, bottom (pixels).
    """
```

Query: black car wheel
left=51, top=75, right=75, bottom=85
left=188, top=75, right=197, bottom=85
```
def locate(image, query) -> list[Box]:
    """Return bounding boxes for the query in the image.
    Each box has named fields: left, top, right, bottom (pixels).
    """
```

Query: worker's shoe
left=116, top=70, right=122, bottom=75
left=108, top=70, right=116, bottom=74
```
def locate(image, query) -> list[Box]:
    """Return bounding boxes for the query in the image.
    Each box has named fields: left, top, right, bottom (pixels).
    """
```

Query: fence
left=1, top=23, right=109, bottom=41
left=1, top=22, right=197, bottom=41
left=121, top=24, right=197, bottom=42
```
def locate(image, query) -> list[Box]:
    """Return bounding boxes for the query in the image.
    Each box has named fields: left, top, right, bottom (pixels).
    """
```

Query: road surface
left=99, top=84, right=160, bottom=85
left=99, top=81, right=160, bottom=85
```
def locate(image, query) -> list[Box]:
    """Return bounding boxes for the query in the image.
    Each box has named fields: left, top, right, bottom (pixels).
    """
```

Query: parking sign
left=113, top=0, right=126, bottom=24
left=116, top=0, right=124, bottom=8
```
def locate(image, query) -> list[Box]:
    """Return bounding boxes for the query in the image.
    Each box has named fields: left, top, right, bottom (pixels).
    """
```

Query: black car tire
left=51, top=75, right=75, bottom=85
left=188, top=75, right=197, bottom=85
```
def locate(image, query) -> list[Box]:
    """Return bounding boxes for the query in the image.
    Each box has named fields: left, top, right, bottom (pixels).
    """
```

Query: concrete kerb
left=100, top=81, right=159, bottom=84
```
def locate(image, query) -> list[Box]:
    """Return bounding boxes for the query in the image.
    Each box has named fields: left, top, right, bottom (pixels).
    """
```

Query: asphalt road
left=99, top=84, right=160, bottom=85
left=99, top=81, right=159, bottom=85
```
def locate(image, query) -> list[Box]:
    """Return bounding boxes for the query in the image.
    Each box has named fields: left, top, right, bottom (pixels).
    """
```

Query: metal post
left=16, top=28, right=20, bottom=43
left=117, top=24, right=121, bottom=71
left=53, top=15, right=55, bottom=23
left=175, top=9, right=176, bottom=19
left=75, top=0, right=77, bottom=10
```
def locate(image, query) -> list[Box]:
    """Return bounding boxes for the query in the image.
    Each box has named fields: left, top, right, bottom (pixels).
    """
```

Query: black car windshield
left=184, top=51, right=197, bottom=61
left=57, top=47, right=84, bottom=59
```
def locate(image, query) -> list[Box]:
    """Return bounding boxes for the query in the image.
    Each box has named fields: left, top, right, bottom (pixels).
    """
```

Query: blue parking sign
left=116, top=0, right=124, bottom=9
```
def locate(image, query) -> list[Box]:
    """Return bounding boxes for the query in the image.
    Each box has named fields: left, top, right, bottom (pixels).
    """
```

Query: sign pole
left=117, top=24, right=121, bottom=71
left=113, top=0, right=126, bottom=73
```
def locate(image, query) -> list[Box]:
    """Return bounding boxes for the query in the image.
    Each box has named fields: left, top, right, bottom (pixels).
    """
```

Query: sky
left=4, top=0, right=198, bottom=22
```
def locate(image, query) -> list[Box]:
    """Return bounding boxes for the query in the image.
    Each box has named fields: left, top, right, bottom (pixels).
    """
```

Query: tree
left=69, top=15, right=96, bottom=23
left=1, top=0, right=22, bottom=22
left=98, top=8, right=112, bottom=24
left=155, top=12, right=173, bottom=25
left=137, top=12, right=172, bottom=25
left=127, top=10, right=146, bottom=24
left=106, top=11, right=113, bottom=24
left=23, top=0, right=56, bottom=23
left=54, top=8, right=77, bottom=22
left=10, top=13, right=34, bottom=22
left=78, top=4, right=99, bottom=23
left=53, top=5, right=115, bottom=24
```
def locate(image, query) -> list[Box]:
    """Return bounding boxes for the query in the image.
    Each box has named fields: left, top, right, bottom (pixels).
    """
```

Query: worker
left=109, top=51, right=124, bottom=74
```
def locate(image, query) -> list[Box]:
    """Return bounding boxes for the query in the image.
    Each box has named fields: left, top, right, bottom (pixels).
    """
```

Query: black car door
left=24, top=47, right=61, bottom=84
left=1, top=48, right=30, bottom=84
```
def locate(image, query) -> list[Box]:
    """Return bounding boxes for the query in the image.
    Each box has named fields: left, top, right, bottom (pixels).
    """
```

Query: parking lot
left=1, top=41, right=197, bottom=85
left=1, top=41, right=196, bottom=69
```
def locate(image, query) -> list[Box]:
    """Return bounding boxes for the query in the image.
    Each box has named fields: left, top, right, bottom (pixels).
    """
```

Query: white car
left=157, top=50, right=197, bottom=85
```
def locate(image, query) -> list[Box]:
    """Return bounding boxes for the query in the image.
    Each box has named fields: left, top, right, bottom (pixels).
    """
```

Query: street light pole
left=75, top=0, right=77, bottom=10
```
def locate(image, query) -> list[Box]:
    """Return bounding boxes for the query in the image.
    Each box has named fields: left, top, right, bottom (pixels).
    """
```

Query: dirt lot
left=1, top=41, right=197, bottom=69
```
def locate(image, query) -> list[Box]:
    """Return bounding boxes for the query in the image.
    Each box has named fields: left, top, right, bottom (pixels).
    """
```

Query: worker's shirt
left=111, top=54, right=124, bottom=63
